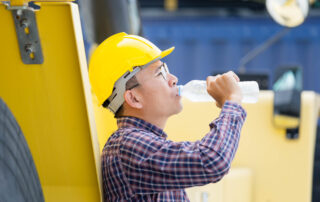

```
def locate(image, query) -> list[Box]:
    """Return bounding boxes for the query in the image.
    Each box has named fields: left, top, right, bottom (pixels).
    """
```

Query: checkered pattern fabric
left=102, top=101, right=246, bottom=201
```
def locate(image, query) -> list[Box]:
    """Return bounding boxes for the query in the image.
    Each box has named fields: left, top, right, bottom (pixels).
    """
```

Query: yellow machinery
left=0, top=0, right=320, bottom=202
left=167, top=93, right=320, bottom=202
left=95, top=93, right=320, bottom=202
left=0, top=1, right=102, bottom=201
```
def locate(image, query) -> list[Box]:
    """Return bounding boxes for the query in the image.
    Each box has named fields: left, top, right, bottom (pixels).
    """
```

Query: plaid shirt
left=102, top=101, right=246, bottom=201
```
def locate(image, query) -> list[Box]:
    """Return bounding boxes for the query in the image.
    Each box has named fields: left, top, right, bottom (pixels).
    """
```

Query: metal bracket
left=7, top=4, right=43, bottom=64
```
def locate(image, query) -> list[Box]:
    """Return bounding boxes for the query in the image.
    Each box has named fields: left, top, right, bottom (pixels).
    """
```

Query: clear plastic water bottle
left=178, top=80, right=259, bottom=103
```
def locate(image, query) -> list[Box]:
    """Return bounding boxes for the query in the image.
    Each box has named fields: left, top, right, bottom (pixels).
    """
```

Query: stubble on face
left=134, top=61, right=182, bottom=117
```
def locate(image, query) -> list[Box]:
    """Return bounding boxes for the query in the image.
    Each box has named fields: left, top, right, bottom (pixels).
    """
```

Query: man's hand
left=206, top=71, right=243, bottom=108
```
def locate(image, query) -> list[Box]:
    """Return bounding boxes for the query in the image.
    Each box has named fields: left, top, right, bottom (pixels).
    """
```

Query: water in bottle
left=178, top=80, right=259, bottom=103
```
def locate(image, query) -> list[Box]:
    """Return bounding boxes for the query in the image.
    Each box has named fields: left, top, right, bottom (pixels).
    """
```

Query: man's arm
left=119, top=101, right=246, bottom=193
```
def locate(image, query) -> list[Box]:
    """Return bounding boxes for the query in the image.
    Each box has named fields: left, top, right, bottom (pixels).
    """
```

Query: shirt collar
left=117, top=116, right=167, bottom=139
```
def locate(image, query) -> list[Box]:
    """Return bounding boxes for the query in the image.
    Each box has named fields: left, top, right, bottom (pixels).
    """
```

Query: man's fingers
left=226, top=71, right=240, bottom=82
left=206, top=76, right=213, bottom=84
left=206, top=75, right=219, bottom=85
left=206, top=71, right=242, bottom=107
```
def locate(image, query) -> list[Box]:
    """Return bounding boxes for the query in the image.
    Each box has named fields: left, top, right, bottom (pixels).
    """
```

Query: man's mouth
left=175, top=87, right=180, bottom=97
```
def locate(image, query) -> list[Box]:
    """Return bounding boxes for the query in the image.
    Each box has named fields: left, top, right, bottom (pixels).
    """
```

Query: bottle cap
left=178, top=85, right=183, bottom=96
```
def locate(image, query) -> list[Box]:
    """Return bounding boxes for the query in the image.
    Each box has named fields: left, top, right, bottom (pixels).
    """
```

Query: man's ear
left=124, top=90, right=143, bottom=109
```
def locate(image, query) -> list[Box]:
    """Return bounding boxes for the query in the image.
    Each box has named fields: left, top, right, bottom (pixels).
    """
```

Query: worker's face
left=135, top=60, right=182, bottom=118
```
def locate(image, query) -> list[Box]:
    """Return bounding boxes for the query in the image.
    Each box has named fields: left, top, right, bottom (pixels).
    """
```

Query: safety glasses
left=155, top=63, right=170, bottom=81
left=128, top=62, right=170, bottom=90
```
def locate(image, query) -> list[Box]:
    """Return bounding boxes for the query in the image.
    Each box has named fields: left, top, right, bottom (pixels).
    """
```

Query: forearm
left=119, top=102, right=246, bottom=192
left=199, top=101, right=247, bottom=180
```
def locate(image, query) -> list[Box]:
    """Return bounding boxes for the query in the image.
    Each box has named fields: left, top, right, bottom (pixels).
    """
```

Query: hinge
left=6, top=3, right=43, bottom=64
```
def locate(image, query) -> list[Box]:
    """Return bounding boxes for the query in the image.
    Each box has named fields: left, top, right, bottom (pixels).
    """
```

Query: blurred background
left=1, top=1, right=320, bottom=202
left=79, top=0, right=320, bottom=92
left=76, top=2, right=320, bottom=201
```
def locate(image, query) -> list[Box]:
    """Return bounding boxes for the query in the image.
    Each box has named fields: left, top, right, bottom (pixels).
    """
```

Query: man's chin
left=172, top=103, right=183, bottom=116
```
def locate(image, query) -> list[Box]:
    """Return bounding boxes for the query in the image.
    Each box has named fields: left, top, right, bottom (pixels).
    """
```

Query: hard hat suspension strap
left=104, top=57, right=161, bottom=114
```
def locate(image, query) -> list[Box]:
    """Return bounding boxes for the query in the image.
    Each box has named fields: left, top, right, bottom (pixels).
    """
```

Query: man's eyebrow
left=154, top=63, right=164, bottom=74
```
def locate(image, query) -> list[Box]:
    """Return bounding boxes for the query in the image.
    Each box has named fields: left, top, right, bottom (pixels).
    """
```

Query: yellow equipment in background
left=167, top=92, right=320, bottom=202
left=0, top=0, right=320, bottom=202
left=94, top=92, right=320, bottom=202
left=0, top=1, right=102, bottom=201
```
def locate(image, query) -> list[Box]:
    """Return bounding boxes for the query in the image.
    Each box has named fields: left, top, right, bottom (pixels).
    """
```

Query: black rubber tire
left=312, top=124, right=320, bottom=202
left=0, top=98, right=44, bottom=202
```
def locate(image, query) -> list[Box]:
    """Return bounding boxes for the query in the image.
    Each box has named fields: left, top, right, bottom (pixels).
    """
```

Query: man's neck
left=122, top=111, right=167, bottom=129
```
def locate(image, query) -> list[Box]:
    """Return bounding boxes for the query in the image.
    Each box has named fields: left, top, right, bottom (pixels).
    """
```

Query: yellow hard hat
left=89, top=32, right=174, bottom=113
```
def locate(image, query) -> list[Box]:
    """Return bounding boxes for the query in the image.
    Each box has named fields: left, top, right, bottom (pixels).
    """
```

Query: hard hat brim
left=160, top=47, right=175, bottom=59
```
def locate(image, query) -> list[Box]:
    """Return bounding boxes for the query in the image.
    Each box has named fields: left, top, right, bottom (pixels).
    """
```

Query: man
left=89, top=32, right=246, bottom=201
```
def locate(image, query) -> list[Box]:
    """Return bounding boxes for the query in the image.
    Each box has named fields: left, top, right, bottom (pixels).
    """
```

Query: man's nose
left=168, top=73, right=178, bottom=87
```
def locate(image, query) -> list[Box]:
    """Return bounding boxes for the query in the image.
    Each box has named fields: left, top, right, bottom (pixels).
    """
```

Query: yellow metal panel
left=186, top=177, right=224, bottom=202
left=0, top=2, right=102, bottom=202
left=166, top=91, right=319, bottom=202
left=223, top=168, right=252, bottom=202
left=186, top=168, right=252, bottom=202
left=8, top=0, right=27, bottom=6
left=92, top=93, right=117, bottom=152
left=0, top=0, right=74, bottom=6
left=273, top=114, right=300, bottom=128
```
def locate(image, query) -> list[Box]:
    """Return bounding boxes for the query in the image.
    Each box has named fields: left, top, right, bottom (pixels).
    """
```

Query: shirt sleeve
left=119, top=101, right=247, bottom=194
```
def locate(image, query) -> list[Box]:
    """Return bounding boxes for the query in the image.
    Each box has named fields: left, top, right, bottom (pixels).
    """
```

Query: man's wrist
left=221, top=100, right=247, bottom=119
left=226, top=95, right=242, bottom=105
